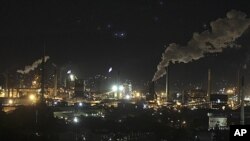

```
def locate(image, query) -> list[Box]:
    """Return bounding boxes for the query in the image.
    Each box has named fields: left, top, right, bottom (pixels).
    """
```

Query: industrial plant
left=1, top=1, right=250, bottom=141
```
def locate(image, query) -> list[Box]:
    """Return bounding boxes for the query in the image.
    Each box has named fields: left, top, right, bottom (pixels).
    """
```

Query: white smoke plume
left=153, top=10, right=250, bottom=81
left=17, top=56, right=50, bottom=74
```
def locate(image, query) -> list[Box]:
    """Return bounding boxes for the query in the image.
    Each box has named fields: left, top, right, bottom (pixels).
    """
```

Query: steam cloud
left=153, top=10, right=250, bottom=81
left=17, top=56, right=50, bottom=74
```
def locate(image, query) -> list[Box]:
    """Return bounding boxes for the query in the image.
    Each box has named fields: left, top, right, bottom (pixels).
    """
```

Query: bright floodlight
left=73, top=117, right=78, bottom=123
left=112, top=85, right=118, bottom=91
left=136, top=92, right=140, bottom=97
left=29, top=94, right=36, bottom=101
left=119, top=85, right=124, bottom=91
left=8, top=99, right=13, bottom=105
left=67, top=70, right=71, bottom=74
left=125, top=95, right=130, bottom=100
left=108, top=67, right=112, bottom=73
left=217, top=99, right=221, bottom=103
left=79, top=102, right=83, bottom=107
left=226, top=89, right=234, bottom=94
left=69, top=74, right=75, bottom=81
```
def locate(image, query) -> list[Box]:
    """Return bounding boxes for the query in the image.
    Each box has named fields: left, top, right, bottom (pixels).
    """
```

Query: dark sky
left=0, top=0, right=250, bottom=85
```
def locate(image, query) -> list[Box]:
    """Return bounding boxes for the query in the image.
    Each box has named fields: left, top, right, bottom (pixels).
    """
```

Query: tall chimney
left=207, top=69, right=211, bottom=105
left=83, top=80, right=86, bottom=92
left=240, top=76, right=245, bottom=125
left=236, top=70, right=241, bottom=104
left=182, top=90, right=185, bottom=104
left=40, top=42, right=45, bottom=103
left=54, top=67, right=58, bottom=98
left=165, top=66, right=169, bottom=102
left=3, top=71, right=9, bottom=97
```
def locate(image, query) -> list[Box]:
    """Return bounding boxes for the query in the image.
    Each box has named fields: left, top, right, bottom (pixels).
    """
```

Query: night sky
left=0, top=0, right=250, bottom=88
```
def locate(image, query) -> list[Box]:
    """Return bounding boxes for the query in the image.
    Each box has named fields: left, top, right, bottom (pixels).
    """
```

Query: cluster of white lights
left=119, top=85, right=124, bottom=91
left=67, top=70, right=77, bottom=81
left=112, top=85, right=124, bottom=92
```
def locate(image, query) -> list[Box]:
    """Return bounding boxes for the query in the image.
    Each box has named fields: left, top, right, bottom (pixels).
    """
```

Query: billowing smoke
left=17, top=56, right=50, bottom=74
left=153, top=10, right=250, bottom=81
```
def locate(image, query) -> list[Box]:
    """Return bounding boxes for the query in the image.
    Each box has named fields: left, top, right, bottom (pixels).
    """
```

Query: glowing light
left=69, top=74, right=75, bottom=81
left=37, top=89, right=41, bottom=93
left=32, top=81, right=37, bottom=85
left=112, top=85, right=118, bottom=91
left=79, top=102, right=83, bottom=107
left=176, top=101, right=181, bottom=106
left=226, top=89, right=234, bottom=94
left=8, top=99, right=13, bottom=105
left=29, top=94, right=36, bottom=101
left=217, top=99, right=221, bottom=103
left=157, top=100, right=161, bottom=105
left=108, top=67, right=112, bottom=73
left=119, top=85, right=124, bottom=91
left=125, top=95, right=130, bottom=100
left=0, top=92, right=5, bottom=97
left=113, top=32, right=126, bottom=38
left=67, top=70, right=71, bottom=74
left=191, top=106, right=197, bottom=110
left=136, top=92, right=140, bottom=97
left=73, top=117, right=78, bottom=123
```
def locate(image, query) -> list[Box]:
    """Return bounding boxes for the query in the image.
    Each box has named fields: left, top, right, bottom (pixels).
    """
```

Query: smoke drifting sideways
left=17, top=56, right=50, bottom=74
left=153, top=10, right=250, bottom=81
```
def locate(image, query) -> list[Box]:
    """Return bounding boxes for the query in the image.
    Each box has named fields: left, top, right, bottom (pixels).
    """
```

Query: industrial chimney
left=165, top=66, right=169, bottom=103
left=236, top=70, right=241, bottom=105
left=146, top=81, right=156, bottom=101
left=53, top=67, right=58, bottom=98
left=40, top=42, right=46, bottom=103
left=207, top=69, right=211, bottom=106
left=240, top=76, right=245, bottom=125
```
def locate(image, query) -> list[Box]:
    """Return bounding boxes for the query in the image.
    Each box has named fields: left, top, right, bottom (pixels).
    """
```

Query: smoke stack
left=165, top=66, right=169, bottom=102
left=17, top=56, right=50, bottom=74
left=146, top=81, right=156, bottom=101
left=207, top=69, right=211, bottom=105
left=40, top=42, right=46, bottom=103
left=152, top=10, right=250, bottom=82
left=240, top=76, right=245, bottom=125
left=182, top=90, right=185, bottom=104
left=3, top=71, right=9, bottom=97
left=236, top=70, right=241, bottom=104
left=83, top=80, right=86, bottom=92
left=54, top=67, right=58, bottom=98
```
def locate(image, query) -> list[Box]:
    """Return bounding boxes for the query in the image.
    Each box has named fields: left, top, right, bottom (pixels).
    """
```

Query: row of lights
left=112, top=85, right=132, bottom=99
left=112, top=85, right=124, bottom=92
left=8, top=94, right=36, bottom=105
